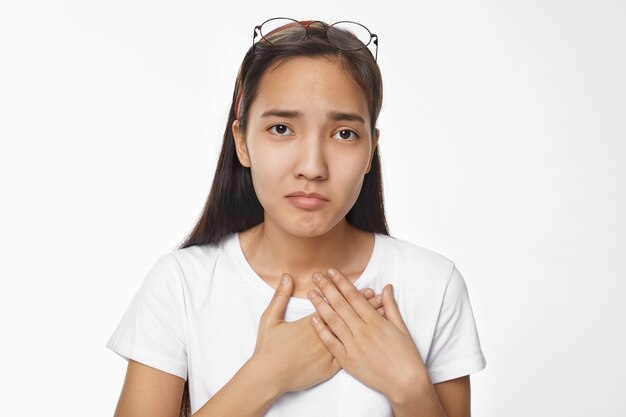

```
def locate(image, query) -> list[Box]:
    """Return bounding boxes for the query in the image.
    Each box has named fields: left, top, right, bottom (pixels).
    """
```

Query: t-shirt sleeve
left=105, top=254, right=188, bottom=380
left=425, top=265, right=487, bottom=384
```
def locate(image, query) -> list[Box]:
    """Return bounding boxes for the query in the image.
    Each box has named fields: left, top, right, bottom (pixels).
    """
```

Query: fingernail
left=376, top=294, right=382, bottom=304
left=326, top=268, right=337, bottom=278
left=281, top=274, right=289, bottom=285
left=313, top=272, right=323, bottom=282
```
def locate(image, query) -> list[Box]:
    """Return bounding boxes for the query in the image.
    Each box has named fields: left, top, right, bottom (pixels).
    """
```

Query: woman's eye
left=269, top=124, right=293, bottom=136
left=332, top=129, right=358, bottom=140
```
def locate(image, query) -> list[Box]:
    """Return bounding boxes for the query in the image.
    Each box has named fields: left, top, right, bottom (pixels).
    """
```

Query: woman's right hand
left=251, top=273, right=384, bottom=395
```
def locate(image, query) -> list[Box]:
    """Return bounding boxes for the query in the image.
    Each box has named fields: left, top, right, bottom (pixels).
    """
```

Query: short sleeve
left=425, top=265, right=487, bottom=384
left=105, top=254, right=188, bottom=380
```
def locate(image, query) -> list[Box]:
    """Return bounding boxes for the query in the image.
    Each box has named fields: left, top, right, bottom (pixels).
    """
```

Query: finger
left=310, top=314, right=347, bottom=363
left=362, top=292, right=382, bottom=311
left=361, top=288, right=375, bottom=299
left=308, top=288, right=353, bottom=342
left=325, top=268, right=378, bottom=323
left=368, top=292, right=383, bottom=310
left=312, top=271, right=363, bottom=330
left=381, top=284, right=410, bottom=335
left=362, top=288, right=384, bottom=311
left=262, top=273, right=292, bottom=325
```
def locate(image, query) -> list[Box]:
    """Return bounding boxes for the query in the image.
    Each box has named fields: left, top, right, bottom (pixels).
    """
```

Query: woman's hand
left=251, top=273, right=386, bottom=396
left=307, top=268, right=429, bottom=404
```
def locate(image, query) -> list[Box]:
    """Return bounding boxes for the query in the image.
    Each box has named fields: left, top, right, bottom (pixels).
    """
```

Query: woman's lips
left=286, top=196, right=329, bottom=209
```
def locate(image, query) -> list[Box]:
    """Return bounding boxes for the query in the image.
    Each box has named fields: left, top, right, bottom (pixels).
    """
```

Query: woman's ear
left=232, top=119, right=251, bottom=168
left=365, top=128, right=380, bottom=174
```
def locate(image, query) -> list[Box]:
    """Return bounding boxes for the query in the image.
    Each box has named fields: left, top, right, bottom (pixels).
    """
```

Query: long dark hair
left=176, top=20, right=389, bottom=416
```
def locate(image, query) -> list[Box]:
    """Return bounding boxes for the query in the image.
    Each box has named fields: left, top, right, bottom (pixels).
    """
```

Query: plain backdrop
left=1, top=0, right=625, bottom=416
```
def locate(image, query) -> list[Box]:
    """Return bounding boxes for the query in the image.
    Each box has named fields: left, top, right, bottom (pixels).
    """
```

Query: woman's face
left=232, top=56, right=379, bottom=237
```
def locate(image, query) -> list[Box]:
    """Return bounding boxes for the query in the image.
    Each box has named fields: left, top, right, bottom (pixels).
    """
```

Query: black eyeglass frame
left=252, top=17, right=379, bottom=62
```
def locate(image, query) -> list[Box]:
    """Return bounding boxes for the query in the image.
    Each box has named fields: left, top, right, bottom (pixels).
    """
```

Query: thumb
left=381, top=284, right=410, bottom=336
left=263, top=273, right=293, bottom=323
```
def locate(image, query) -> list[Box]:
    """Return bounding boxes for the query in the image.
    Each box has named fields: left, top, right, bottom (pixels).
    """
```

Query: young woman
left=107, top=18, right=487, bottom=417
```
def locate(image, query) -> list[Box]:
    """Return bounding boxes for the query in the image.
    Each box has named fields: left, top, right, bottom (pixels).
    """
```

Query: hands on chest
left=250, top=267, right=429, bottom=404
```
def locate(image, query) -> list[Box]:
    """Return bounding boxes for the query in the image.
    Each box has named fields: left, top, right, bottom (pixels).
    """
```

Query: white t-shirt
left=106, top=232, right=487, bottom=416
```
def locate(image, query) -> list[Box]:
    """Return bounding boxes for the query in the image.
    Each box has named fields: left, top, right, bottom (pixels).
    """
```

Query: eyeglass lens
left=259, top=18, right=373, bottom=50
left=259, top=18, right=306, bottom=41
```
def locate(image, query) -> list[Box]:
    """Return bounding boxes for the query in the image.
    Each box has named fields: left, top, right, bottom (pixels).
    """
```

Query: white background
left=1, top=1, right=625, bottom=416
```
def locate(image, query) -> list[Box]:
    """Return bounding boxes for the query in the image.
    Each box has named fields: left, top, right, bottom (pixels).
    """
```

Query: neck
left=239, top=218, right=370, bottom=287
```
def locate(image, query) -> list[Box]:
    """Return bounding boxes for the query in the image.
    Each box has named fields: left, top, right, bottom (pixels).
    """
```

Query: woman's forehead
left=251, top=56, right=369, bottom=118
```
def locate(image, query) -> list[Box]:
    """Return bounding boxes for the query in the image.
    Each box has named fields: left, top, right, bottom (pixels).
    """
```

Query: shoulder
left=376, top=233, right=456, bottom=278
left=158, top=233, right=236, bottom=285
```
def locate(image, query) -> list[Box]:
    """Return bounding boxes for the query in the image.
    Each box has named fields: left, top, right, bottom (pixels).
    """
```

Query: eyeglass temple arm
left=252, top=26, right=261, bottom=49
left=371, top=34, right=378, bottom=61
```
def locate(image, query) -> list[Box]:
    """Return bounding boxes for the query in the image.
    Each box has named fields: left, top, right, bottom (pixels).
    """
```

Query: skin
left=307, top=268, right=471, bottom=416
left=112, top=55, right=471, bottom=417
left=113, top=287, right=385, bottom=417
left=232, top=55, right=379, bottom=299
left=232, top=55, right=472, bottom=416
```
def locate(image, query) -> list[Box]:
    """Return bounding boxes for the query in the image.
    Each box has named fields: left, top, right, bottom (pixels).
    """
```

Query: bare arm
left=112, top=360, right=185, bottom=417
left=113, top=357, right=282, bottom=417
left=111, top=287, right=383, bottom=417
left=433, top=375, right=471, bottom=417
left=390, top=375, right=471, bottom=417
left=192, top=356, right=282, bottom=417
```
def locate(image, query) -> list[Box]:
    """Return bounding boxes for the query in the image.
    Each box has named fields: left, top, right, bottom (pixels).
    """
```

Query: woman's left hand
left=307, top=267, right=430, bottom=403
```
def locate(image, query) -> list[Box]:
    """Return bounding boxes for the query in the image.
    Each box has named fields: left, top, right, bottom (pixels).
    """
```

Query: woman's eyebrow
left=260, top=109, right=303, bottom=118
left=327, top=111, right=365, bottom=124
left=260, top=109, right=365, bottom=124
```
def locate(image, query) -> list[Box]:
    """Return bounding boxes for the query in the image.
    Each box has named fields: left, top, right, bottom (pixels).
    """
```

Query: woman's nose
left=293, top=134, right=329, bottom=181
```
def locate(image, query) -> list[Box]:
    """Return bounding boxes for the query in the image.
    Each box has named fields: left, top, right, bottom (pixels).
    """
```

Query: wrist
left=246, top=354, right=285, bottom=401
left=388, top=367, right=433, bottom=407
left=389, top=378, right=447, bottom=417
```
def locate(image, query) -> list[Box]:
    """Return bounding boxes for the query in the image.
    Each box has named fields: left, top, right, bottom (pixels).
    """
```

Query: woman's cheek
left=342, top=168, right=367, bottom=200
left=250, top=166, right=283, bottom=209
